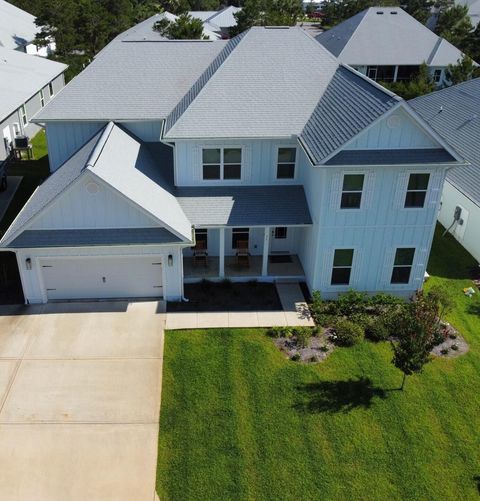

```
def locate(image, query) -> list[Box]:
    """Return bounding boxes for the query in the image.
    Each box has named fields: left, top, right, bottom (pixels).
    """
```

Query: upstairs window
left=391, top=248, right=415, bottom=284
left=202, top=148, right=241, bottom=180
left=40, top=89, right=45, bottom=107
left=433, top=69, right=442, bottom=83
left=331, top=249, right=354, bottom=285
left=276, top=148, right=296, bottom=179
left=341, top=174, right=364, bottom=209
left=48, top=82, right=54, bottom=97
left=405, top=173, right=429, bottom=208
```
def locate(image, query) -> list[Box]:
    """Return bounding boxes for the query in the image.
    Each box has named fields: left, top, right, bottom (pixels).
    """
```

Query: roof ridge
left=163, top=30, right=248, bottom=133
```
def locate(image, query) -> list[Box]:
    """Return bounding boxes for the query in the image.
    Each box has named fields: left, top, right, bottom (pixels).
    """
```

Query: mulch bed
left=431, top=322, right=469, bottom=358
left=274, top=328, right=335, bottom=363
left=167, top=281, right=282, bottom=312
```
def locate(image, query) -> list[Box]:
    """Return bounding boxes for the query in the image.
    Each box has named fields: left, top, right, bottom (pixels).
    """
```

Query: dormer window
left=202, top=148, right=242, bottom=180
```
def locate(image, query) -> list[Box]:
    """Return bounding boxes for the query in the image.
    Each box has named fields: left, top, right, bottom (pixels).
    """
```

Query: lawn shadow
left=473, top=475, right=480, bottom=494
left=467, top=303, right=480, bottom=317
left=294, top=377, right=387, bottom=414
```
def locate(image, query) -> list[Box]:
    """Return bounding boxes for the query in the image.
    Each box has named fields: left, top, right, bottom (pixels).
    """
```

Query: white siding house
left=0, top=26, right=465, bottom=304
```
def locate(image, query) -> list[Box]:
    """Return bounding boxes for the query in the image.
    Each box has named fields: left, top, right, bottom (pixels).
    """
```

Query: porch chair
left=235, top=240, right=250, bottom=268
left=193, top=240, right=208, bottom=267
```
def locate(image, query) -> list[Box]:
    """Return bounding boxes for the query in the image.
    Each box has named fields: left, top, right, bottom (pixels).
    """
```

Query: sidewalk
left=165, top=282, right=314, bottom=330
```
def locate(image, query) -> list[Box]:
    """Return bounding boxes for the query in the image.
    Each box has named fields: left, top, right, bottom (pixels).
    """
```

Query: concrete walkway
left=0, top=301, right=165, bottom=501
left=0, top=176, right=22, bottom=221
left=165, top=282, right=313, bottom=330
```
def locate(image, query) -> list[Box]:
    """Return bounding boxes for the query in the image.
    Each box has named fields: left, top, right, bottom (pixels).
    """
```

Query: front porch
left=184, top=254, right=305, bottom=280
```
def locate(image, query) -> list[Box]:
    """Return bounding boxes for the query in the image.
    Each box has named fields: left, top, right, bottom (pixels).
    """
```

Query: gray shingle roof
left=34, top=40, right=226, bottom=121
left=7, top=228, right=182, bottom=248
left=316, top=7, right=466, bottom=67
left=409, top=78, right=480, bottom=206
left=164, top=27, right=340, bottom=139
left=300, top=66, right=399, bottom=164
left=0, top=0, right=38, bottom=50
left=326, top=148, right=456, bottom=165
left=176, top=185, right=312, bottom=226
left=0, top=46, right=66, bottom=122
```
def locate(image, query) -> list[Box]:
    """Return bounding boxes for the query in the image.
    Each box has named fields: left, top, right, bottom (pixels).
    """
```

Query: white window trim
left=329, top=246, right=357, bottom=288
left=402, top=171, right=430, bottom=210
left=20, top=104, right=28, bottom=127
left=275, top=145, right=298, bottom=181
left=201, top=146, right=243, bottom=182
left=337, top=170, right=367, bottom=212
left=389, top=246, right=416, bottom=287
left=40, top=89, right=45, bottom=107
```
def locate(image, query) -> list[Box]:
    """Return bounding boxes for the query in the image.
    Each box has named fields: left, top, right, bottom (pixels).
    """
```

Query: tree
left=435, top=5, right=473, bottom=47
left=153, top=13, right=208, bottom=39
left=321, top=0, right=399, bottom=28
left=402, top=0, right=434, bottom=24
left=445, top=54, right=480, bottom=85
left=391, top=291, right=438, bottom=390
left=382, top=63, right=435, bottom=99
left=427, top=285, right=454, bottom=319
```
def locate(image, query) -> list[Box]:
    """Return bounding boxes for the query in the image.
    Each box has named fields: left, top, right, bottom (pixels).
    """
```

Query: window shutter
left=193, top=146, right=202, bottom=183
left=330, top=172, right=342, bottom=210
left=243, top=145, right=252, bottom=182
left=427, top=171, right=444, bottom=207
left=362, top=171, right=375, bottom=209
left=381, top=247, right=395, bottom=287
left=321, top=249, right=334, bottom=286
left=413, top=247, right=428, bottom=287
left=394, top=172, right=408, bottom=208
left=351, top=248, right=362, bottom=286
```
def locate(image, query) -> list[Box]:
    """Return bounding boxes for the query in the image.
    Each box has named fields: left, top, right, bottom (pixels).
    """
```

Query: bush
left=336, top=290, right=369, bottom=316
left=291, top=353, right=300, bottom=361
left=220, top=278, right=233, bottom=289
left=294, top=327, right=312, bottom=348
left=332, top=319, right=364, bottom=346
left=365, top=316, right=390, bottom=342
left=267, top=326, right=292, bottom=338
left=451, top=343, right=459, bottom=351
left=350, top=313, right=371, bottom=329
left=320, top=344, right=329, bottom=353
left=440, top=348, right=449, bottom=355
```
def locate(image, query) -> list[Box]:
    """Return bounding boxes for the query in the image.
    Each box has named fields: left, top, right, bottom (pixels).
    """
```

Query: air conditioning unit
left=14, top=135, right=29, bottom=149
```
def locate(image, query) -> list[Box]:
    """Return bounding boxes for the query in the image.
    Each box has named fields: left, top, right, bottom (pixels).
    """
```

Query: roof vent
left=390, top=11, right=398, bottom=14
left=376, top=11, right=384, bottom=14
left=264, top=26, right=290, bottom=29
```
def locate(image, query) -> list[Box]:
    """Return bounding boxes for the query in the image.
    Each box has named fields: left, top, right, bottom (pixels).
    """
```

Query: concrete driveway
left=0, top=301, right=165, bottom=501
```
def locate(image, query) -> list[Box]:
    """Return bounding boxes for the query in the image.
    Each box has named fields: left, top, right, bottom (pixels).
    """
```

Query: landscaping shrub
left=294, top=327, right=312, bottom=348
left=365, top=316, right=390, bottom=342
left=336, top=290, right=369, bottom=316
left=267, top=326, right=292, bottom=338
left=332, top=319, right=364, bottom=346
left=451, top=343, right=459, bottom=351
left=220, top=278, right=233, bottom=289
left=290, top=353, right=300, bottom=361
left=350, top=313, right=371, bottom=329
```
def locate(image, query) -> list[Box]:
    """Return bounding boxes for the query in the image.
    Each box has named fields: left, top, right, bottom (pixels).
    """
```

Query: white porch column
left=262, top=226, right=270, bottom=277
left=393, top=65, right=399, bottom=82
left=219, top=227, right=225, bottom=278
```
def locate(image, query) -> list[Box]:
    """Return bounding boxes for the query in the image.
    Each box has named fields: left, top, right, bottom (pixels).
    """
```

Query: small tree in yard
left=153, top=13, right=207, bottom=39
left=391, top=291, right=439, bottom=390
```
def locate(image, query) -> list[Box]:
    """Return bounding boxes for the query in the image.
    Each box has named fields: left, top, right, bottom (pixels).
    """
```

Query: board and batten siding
left=30, top=173, right=159, bottom=230
left=438, top=181, right=480, bottom=262
left=174, top=138, right=301, bottom=186
left=45, top=121, right=107, bottom=172
left=345, top=109, right=439, bottom=150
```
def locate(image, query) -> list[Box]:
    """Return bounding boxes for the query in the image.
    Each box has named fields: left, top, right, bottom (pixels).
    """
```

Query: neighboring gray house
left=316, top=7, right=467, bottom=86
left=410, top=78, right=480, bottom=263
left=0, top=0, right=55, bottom=56
left=1, top=26, right=464, bottom=304
left=190, top=6, right=241, bottom=37
left=0, top=46, right=66, bottom=162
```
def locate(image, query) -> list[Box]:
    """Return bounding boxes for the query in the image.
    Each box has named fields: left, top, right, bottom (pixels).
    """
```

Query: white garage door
left=41, top=256, right=163, bottom=300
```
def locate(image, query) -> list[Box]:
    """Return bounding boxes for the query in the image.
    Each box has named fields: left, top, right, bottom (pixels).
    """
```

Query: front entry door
left=270, top=227, right=290, bottom=252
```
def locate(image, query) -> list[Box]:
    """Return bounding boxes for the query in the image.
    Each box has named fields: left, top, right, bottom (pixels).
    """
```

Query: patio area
left=184, top=254, right=305, bottom=280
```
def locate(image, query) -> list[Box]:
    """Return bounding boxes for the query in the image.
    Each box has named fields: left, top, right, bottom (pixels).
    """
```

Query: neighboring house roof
left=204, top=6, right=241, bottom=28
left=165, top=27, right=341, bottom=139
left=118, top=12, right=220, bottom=42
left=409, top=78, right=480, bottom=207
left=34, top=39, right=226, bottom=121
left=0, top=45, right=66, bottom=122
left=1, top=123, right=193, bottom=247
left=315, top=7, right=466, bottom=67
left=189, top=11, right=219, bottom=22
left=176, top=185, right=312, bottom=226
left=299, top=66, right=399, bottom=164
left=0, top=0, right=38, bottom=51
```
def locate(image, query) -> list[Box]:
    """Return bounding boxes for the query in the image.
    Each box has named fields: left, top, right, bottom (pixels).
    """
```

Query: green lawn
left=157, top=226, right=480, bottom=500
left=0, top=130, right=50, bottom=235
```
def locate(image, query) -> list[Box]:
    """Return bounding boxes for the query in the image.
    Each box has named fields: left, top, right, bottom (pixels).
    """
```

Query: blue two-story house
left=0, top=26, right=465, bottom=303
